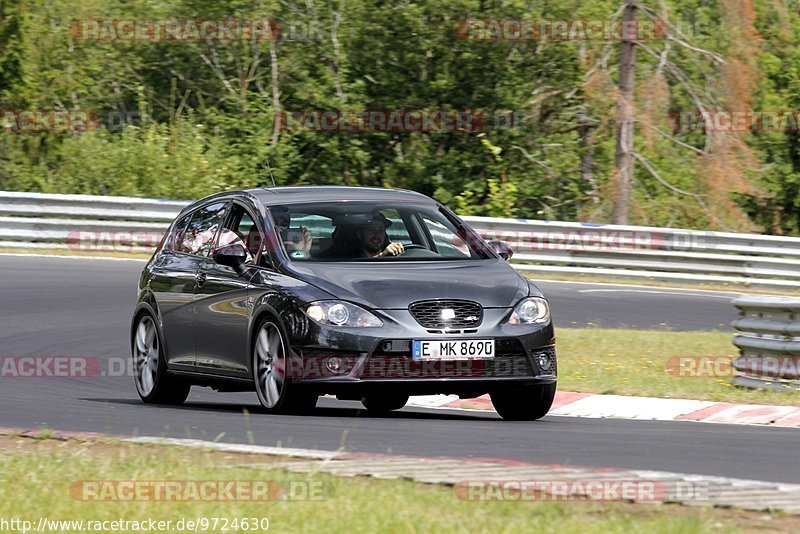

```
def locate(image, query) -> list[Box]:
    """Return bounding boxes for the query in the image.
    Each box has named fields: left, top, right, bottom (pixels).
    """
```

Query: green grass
left=0, top=436, right=786, bottom=534
left=557, top=328, right=799, bottom=405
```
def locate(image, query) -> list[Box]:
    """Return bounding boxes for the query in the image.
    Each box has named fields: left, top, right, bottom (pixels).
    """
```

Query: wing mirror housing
left=488, top=241, right=514, bottom=261
left=212, top=243, right=249, bottom=275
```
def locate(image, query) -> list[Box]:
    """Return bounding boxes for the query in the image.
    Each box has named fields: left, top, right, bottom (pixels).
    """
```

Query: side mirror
left=213, top=244, right=249, bottom=274
left=488, top=241, right=514, bottom=261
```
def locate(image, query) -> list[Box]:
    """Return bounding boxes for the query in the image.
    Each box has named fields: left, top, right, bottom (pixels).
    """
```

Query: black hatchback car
left=131, top=186, right=557, bottom=420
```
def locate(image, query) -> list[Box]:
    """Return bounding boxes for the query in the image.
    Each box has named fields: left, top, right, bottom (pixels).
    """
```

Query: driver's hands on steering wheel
left=377, top=242, right=404, bottom=257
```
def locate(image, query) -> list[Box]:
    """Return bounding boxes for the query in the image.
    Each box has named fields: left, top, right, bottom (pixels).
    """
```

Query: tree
left=611, top=0, right=639, bottom=224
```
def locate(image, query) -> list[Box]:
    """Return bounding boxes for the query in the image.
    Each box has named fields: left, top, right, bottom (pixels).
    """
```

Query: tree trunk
left=578, top=106, right=598, bottom=203
left=612, top=1, right=639, bottom=224
left=269, top=28, right=281, bottom=147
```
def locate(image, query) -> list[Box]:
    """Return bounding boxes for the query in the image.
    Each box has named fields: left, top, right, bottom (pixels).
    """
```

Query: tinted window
left=420, top=216, right=471, bottom=258
left=163, top=211, right=192, bottom=252
left=272, top=202, right=490, bottom=262
left=218, top=204, right=261, bottom=263
left=176, top=202, right=228, bottom=256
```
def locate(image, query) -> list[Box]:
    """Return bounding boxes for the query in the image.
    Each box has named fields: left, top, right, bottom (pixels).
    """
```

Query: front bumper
left=285, top=307, right=557, bottom=395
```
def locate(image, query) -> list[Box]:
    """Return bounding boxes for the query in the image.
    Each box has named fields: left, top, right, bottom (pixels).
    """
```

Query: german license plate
left=412, top=339, right=495, bottom=360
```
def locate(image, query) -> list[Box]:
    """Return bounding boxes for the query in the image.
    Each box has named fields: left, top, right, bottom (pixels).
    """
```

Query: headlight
left=507, top=297, right=550, bottom=325
left=304, top=301, right=383, bottom=327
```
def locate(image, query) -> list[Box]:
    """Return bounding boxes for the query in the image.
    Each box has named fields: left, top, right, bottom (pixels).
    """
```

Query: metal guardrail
left=464, top=216, right=800, bottom=289
left=3, top=190, right=800, bottom=289
left=0, top=192, right=184, bottom=252
left=732, top=297, right=800, bottom=391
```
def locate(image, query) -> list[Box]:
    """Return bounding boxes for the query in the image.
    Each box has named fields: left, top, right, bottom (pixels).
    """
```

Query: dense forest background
left=1, top=0, right=799, bottom=234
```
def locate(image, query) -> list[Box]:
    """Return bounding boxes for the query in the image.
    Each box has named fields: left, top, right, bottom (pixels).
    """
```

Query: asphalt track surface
left=2, top=255, right=798, bottom=485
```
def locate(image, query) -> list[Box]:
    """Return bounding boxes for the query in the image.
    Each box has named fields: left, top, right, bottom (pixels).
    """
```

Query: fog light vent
left=326, top=356, right=346, bottom=374
left=532, top=348, right=556, bottom=374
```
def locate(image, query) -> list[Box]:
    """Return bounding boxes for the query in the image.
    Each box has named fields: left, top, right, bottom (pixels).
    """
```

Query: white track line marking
left=576, top=288, right=736, bottom=299
left=537, top=279, right=747, bottom=296
left=0, top=252, right=146, bottom=262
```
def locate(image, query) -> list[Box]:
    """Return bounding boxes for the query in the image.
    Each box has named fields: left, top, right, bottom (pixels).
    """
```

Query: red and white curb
left=408, top=392, right=800, bottom=428
left=129, top=436, right=800, bottom=514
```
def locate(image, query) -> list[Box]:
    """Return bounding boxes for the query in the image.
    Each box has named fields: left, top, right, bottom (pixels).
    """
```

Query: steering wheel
left=399, top=244, right=435, bottom=258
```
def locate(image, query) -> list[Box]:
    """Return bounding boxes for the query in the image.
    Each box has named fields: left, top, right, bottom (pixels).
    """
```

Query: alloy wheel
left=133, top=315, right=159, bottom=397
left=254, top=322, right=286, bottom=408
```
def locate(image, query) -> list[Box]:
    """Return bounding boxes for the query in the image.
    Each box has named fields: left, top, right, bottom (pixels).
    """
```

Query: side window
left=218, top=204, right=261, bottom=263
left=268, top=208, right=334, bottom=260
left=292, top=214, right=334, bottom=240
left=163, top=212, right=192, bottom=252
left=176, top=202, right=228, bottom=256
left=381, top=209, right=412, bottom=243
left=421, top=216, right=470, bottom=257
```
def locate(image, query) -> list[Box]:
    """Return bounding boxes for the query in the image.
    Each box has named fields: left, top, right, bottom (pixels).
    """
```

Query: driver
left=356, top=213, right=404, bottom=258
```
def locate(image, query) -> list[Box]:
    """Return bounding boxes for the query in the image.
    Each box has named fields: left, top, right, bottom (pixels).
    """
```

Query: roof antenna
left=265, top=156, right=277, bottom=188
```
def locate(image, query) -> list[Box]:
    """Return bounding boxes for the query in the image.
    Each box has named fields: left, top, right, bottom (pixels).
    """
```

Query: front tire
left=252, top=318, right=317, bottom=414
left=132, top=313, right=190, bottom=405
left=490, top=383, right=556, bottom=421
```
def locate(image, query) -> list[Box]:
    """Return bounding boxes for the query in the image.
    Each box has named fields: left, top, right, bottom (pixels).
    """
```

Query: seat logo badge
left=441, top=309, right=456, bottom=320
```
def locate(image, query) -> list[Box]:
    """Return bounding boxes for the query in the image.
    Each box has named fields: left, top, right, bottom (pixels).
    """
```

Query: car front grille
left=409, top=299, right=483, bottom=329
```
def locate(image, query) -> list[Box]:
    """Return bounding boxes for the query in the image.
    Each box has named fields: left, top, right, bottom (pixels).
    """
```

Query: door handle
left=195, top=272, right=208, bottom=287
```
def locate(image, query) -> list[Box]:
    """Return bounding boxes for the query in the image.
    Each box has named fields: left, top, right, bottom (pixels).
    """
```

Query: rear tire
left=132, top=313, right=190, bottom=405
left=361, top=393, right=409, bottom=415
left=253, top=318, right=318, bottom=414
left=490, top=383, right=556, bottom=421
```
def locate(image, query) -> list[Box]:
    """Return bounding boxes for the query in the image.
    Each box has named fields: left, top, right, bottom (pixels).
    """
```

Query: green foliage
left=739, top=0, right=800, bottom=234
left=0, top=0, right=797, bottom=233
left=455, top=138, right=518, bottom=217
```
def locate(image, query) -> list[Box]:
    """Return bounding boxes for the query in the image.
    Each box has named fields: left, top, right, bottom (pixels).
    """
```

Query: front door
left=193, top=203, right=261, bottom=377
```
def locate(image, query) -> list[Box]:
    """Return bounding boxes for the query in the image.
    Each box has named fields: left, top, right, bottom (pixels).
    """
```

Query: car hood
left=287, top=260, right=530, bottom=309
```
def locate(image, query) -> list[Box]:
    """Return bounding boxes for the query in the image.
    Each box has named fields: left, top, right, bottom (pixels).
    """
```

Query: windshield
left=267, top=202, right=493, bottom=262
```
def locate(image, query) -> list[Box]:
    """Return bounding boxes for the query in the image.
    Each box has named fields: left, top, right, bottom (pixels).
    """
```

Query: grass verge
left=557, top=328, right=799, bottom=405
left=0, top=434, right=794, bottom=533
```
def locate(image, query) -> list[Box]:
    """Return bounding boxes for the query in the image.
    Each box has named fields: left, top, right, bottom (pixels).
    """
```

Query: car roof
left=246, top=186, right=432, bottom=206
